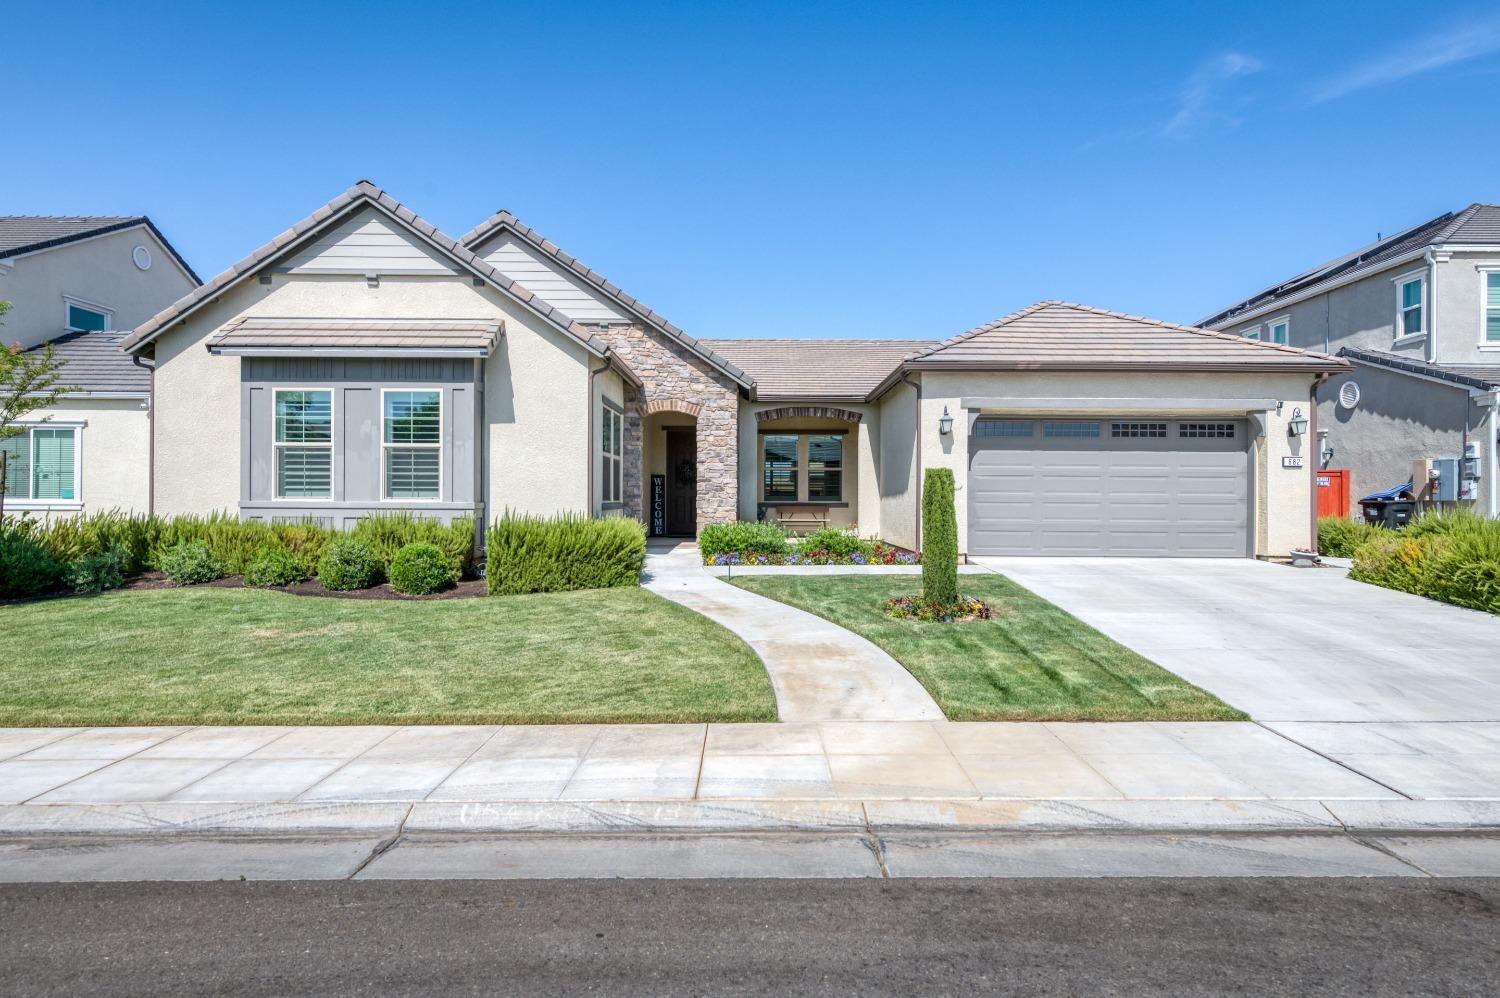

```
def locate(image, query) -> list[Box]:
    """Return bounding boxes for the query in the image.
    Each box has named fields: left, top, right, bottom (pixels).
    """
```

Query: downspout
left=1486, top=393, right=1500, bottom=519
left=474, top=356, right=486, bottom=550
left=897, top=370, right=922, bottom=549
left=132, top=353, right=155, bottom=515
left=1425, top=248, right=1439, bottom=364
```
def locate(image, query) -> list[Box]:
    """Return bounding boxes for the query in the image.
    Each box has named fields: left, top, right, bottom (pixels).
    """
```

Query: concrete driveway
left=972, top=557, right=1500, bottom=724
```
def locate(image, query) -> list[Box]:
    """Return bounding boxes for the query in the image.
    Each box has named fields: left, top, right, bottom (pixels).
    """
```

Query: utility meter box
left=1433, top=459, right=1461, bottom=502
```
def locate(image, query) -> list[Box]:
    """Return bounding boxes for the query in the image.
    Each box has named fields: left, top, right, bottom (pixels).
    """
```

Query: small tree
left=1, top=303, right=78, bottom=519
left=921, top=467, right=958, bottom=606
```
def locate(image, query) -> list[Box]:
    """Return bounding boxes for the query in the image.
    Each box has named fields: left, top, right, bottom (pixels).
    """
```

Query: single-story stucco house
left=116, top=181, right=1348, bottom=558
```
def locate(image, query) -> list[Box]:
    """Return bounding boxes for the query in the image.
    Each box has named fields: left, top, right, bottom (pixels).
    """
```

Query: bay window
left=0, top=425, right=78, bottom=503
left=274, top=389, right=333, bottom=499
left=383, top=389, right=441, bottom=500
left=601, top=404, right=623, bottom=504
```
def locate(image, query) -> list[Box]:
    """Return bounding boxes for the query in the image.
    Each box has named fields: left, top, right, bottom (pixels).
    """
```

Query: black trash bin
left=1381, top=500, right=1416, bottom=529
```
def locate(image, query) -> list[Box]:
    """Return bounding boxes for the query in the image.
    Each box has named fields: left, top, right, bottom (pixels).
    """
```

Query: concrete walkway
left=643, top=543, right=943, bottom=721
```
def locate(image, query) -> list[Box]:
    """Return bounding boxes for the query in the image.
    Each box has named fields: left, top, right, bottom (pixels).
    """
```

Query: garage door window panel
left=1043, top=421, right=1100, bottom=438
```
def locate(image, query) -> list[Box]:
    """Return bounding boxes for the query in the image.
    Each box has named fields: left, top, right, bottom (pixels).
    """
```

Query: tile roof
left=118, top=182, right=611, bottom=363
left=1340, top=347, right=1500, bottom=392
left=906, top=301, right=1349, bottom=373
left=460, top=210, right=753, bottom=389
left=0, top=215, right=202, bottom=283
left=703, top=339, right=936, bottom=402
left=208, top=318, right=502, bottom=355
left=24, top=331, right=149, bottom=394
left=1200, top=204, right=1500, bottom=328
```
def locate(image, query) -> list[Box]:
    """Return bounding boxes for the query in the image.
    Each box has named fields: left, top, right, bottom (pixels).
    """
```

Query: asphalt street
left=1, top=877, right=1496, bottom=996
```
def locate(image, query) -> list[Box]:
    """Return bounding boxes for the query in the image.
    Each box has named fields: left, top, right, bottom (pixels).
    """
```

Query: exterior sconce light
left=1288, top=407, right=1309, bottom=437
left=938, top=406, right=954, bottom=436
left=1318, top=430, right=1333, bottom=467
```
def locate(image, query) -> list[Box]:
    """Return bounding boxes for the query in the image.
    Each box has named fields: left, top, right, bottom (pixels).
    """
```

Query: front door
left=665, top=428, right=697, bottom=535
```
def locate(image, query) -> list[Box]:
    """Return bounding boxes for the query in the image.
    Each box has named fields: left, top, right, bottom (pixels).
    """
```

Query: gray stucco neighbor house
left=1200, top=204, right=1500, bottom=517
left=116, top=180, right=1345, bottom=558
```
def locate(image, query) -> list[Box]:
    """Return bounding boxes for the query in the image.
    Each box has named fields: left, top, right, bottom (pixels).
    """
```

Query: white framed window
left=807, top=435, right=843, bottom=501
left=1392, top=270, right=1426, bottom=342
left=1482, top=269, right=1500, bottom=348
left=1242, top=325, right=1262, bottom=341
left=62, top=296, right=112, bottom=333
left=601, top=403, right=623, bottom=505
left=762, top=434, right=798, bottom=501
left=1267, top=316, right=1290, bottom=345
left=1, top=424, right=81, bottom=505
left=382, top=389, right=442, bottom=500
left=273, top=389, right=333, bottom=499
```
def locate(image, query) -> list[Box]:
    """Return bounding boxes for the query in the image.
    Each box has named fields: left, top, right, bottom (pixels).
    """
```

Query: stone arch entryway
left=640, top=401, right=702, bottom=535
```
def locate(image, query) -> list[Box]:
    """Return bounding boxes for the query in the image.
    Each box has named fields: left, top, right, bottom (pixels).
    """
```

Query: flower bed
left=883, top=592, right=992, bottom=623
left=709, top=542, right=918, bottom=567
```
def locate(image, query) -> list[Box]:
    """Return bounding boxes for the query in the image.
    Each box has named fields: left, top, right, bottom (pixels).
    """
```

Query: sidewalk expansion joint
left=1252, top=720, right=1416, bottom=800
left=345, top=804, right=413, bottom=879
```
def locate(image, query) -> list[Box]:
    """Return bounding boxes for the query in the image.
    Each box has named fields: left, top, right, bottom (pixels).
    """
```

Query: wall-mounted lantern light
left=938, top=406, right=954, bottom=436
left=1318, top=429, right=1333, bottom=467
left=1288, top=407, right=1309, bottom=437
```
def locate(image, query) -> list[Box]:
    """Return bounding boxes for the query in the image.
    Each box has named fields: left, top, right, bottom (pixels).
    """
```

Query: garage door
left=968, top=417, right=1250, bottom=557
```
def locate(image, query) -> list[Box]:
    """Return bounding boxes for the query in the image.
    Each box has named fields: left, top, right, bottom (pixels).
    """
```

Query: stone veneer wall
left=593, top=323, right=740, bottom=530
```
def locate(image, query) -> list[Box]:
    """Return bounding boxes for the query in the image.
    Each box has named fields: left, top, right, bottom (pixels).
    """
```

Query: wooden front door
left=665, top=428, right=697, bottom=535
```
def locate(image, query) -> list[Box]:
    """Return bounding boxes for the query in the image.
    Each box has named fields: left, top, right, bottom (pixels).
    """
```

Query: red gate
left=1317, top=469, right=1350, bottom=518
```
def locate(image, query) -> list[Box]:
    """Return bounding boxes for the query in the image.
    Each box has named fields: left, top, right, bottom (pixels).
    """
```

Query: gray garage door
left=968, top=417, right=1250, bottom=557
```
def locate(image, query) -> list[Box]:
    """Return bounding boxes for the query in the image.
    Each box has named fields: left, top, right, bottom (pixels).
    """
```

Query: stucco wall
left=1320, top=364, right=1491, bottom=513
left=0, top=228, right=197, bottom=350
left=918, top=370, right=1320, bottom=557
left=4, top=399, right=149, bottom=517
left=150, top=272, right=593, bottom=523
left=1221, top=258, right=1431, bottom=360
left=1435, top=251, right=1500, bottom=364
left=877, top=383, right=919, bottom=550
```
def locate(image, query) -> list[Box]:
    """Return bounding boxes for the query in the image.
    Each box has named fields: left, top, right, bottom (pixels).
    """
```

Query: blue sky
left=8, top=2, right=1500, bottom=338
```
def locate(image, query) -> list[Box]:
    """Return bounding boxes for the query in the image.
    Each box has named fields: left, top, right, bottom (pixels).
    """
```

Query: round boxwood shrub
left=0, top=525, right=64, bottom=599
left=160, top=541, right=224, bottom=586
left=65, top=546, right=128, bottom=594
left=318, top=537, right=381, bottom=591
left=243, top=545, right=310, bottom=588
left=388, top=541, right=452, bottom=595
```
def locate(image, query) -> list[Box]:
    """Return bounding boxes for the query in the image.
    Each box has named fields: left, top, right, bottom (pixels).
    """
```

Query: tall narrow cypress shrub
left=922, top=467, right=958, bottom=605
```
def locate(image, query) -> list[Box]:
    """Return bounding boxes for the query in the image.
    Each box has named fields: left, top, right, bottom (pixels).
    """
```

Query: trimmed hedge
left=1349, top=510, right=1500, bottom=615
left=2, top=509, right=477, bottom=588
left=388, top=542, right=453, bottom=595
left=318, top=538, right=381, bottom=591
left=697, top=520, right=789, bottom=556
left=486, top=512, right=646, bottom=594
left=922, top=468, right=958, bottom=606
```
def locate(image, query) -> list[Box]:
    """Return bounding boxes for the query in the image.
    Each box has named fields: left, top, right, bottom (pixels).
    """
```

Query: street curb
left=1, top=798, right=1498, bottom=838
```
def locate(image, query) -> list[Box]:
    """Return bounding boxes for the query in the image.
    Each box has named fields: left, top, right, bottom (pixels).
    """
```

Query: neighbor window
left=762, top=434, right=798, bottom=500
left=807, top=435, right=843, bottom=501
left=274, top=389, right=333, bottom=499
left=1397, top=275, right=1425, bottom=338
left=601, top=404, right=623, bottom=504
left=383, top=390, right=441, bottom=500
left=1485, top=272, right=1500, bottom=344
left=1268, top=318, right=1290, bottom=345
left=0, top=426, right=77, bottom=502
left=1243, top=326, right=1262, bottom=341
left=64, top=301, right=110, bottom=332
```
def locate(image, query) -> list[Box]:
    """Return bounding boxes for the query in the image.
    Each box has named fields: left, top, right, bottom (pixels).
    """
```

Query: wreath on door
left=674, top=459, right=697, bottom=488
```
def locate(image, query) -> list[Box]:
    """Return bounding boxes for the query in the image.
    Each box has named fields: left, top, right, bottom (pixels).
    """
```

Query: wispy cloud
left=1164, top=52, right=1263, bottom=136
left=1309, top=16, right=1500, bottom=102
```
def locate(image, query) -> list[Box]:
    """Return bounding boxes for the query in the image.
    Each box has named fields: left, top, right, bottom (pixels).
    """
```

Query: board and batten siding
left=282, top=207, right=460, bottom=275
left=240, top=357, right=481, bottom=529
left=474, top=231, right=628, bottom=322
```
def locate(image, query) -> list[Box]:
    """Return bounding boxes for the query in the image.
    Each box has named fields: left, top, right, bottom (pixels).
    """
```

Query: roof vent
left=1338, top=381, right=1361, bottom=410
left=132, top=245, right=152, bottom=270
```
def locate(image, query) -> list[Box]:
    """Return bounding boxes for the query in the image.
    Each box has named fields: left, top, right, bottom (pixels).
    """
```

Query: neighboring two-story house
left=0, top=216, right=200, bottom=516
left=1200, top=204, right=1500, bottom=518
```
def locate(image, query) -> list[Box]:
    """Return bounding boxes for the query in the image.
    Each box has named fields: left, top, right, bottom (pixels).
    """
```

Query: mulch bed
left=119, top=572, right=489, bottom=601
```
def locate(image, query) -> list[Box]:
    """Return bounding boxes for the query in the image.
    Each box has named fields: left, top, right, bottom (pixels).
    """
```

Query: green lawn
left=0, top=588, right=777, bottom=726
left=730, top=574, right=1243, bottom=722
